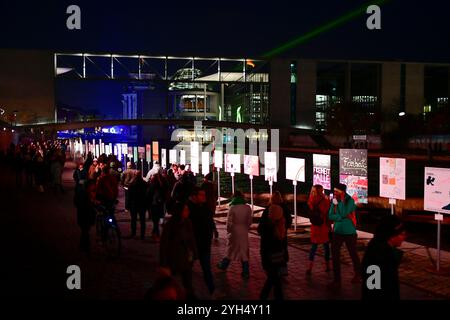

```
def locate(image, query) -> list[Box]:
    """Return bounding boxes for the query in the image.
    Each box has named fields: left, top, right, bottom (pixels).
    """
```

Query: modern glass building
left=54, top=54, right=270, bottom=127
left=1, top=50, right=449, bottom=146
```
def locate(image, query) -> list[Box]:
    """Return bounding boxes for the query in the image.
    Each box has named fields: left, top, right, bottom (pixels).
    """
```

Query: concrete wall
left=381, top=62, right=401, bottom=132
left=405, top=64, right=424, bottom=115
left=296, top=60, right=316, bottom=130
left=269, top=59, right=291, bottom=145
left=0, top=49, right=55, bottom=124
left=269, top=59, right=290, bottom=128
left=381, top=62, right=401, bottom=111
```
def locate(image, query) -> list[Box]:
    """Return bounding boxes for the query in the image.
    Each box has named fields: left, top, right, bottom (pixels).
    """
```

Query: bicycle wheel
left=104, top=226, right=121, bottom=259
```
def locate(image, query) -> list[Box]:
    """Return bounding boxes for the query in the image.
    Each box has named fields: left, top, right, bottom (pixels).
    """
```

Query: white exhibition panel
left=244, top=155, right=259, bottom=176
left=225, top=153, right=241, bottom=173
left=202, top=152, right=210, bottom=175
left=161, top=149, right=167, bottom=168
left=214, top=150, right=223, bottom=169
left=190, top=141, right=200, bottom=174
left=169, top=149, right=177, bottom=164
left=179, top=150, right=186, bottom=165
left=286, top=157, right=305, bottom=182
left=424, top=167, right=450, bottom=214
left=379, top=157, right=406, bottom=200
left=264, top=152, right=277, bottom=182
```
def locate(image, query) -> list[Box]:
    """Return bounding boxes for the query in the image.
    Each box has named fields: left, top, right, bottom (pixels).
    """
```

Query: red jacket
left=96, top=173, right=118, bottom=203
left=308, top=194, right=331, bottom=244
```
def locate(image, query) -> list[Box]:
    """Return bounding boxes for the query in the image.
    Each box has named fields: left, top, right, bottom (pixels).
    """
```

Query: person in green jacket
left=328, top=183, right=361, bottom=289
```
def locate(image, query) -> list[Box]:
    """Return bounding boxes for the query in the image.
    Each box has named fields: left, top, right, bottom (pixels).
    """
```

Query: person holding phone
left=328, top=183, right=361, bottom=289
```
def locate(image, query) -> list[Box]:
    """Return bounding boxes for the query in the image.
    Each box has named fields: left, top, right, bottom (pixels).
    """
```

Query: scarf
left=230, top=196, right=246, bottom=206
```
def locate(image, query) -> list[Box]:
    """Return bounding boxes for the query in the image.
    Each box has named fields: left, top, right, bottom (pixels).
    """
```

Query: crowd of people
left=149, top=178, right=406, bottom=301
left=4, top=139, right=407, bottom=301
left=5, top=140, right=67, bottom=193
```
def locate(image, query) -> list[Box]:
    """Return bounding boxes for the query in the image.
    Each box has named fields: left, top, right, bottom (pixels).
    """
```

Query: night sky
left=1, top=0, right=450, bottom=62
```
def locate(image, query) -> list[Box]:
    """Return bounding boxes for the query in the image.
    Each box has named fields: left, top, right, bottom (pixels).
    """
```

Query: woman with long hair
left=306, top=184, right=331, bottom=274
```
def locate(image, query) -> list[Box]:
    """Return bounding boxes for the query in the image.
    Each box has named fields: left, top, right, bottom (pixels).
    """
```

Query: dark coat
left=258, top=209, right=285, bottom=271
left=280, top=203, right=292, bottom=262
left=128, top=178, right=148, bottom=212
left=171, top=176, right=194, bottom=204
left=148, top=174, right=169, bottom=219
left=187, top=201, right=215, bottom=255
left=361, top=239, right=403, bottom=300
left=201, top=180, right=218, bottom=214
left=160, top=216, right=198, bottom=273
left=73, top=182, right=96, bottom=227
left=73, top=168, right=88, bottom=196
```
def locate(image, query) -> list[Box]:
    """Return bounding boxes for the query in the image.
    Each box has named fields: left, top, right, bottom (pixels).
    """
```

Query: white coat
left=225, top=204, right=253, bottom=261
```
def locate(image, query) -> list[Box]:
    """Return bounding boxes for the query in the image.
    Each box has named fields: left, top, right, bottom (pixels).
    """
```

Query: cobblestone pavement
left=0, top=164, right=444, bottom=300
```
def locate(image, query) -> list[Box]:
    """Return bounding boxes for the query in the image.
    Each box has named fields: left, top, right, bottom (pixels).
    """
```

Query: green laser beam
left=262, top=0, right=390, bottom=59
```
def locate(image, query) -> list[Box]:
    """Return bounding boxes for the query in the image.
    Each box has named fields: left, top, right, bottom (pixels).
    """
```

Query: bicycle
left=95, top=204, right=122, bottom=259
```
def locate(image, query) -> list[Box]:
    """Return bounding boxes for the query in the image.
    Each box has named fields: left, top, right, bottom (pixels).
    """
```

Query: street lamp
left=399, top=112, right=406, bottom=117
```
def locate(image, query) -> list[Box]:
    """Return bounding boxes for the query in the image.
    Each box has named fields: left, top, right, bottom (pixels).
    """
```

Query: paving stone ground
left=0, top=164, right=446, bottom=300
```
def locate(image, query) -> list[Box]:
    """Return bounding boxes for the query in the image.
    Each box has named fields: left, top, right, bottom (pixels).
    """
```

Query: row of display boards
left=73, top=139, right=449, bottom=215
left=73, top=138, right=449, bottom=272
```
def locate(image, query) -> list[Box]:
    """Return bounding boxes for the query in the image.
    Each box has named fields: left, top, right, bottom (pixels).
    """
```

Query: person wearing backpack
left=306, top=184, right=331, bottom=275
left=328, top=183, right=361, bottom=289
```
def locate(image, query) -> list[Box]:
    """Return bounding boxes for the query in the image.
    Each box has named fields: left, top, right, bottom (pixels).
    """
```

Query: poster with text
left=313, top=154, right=331, bottom=190
left=339, top=149, right=368, bottom=203
left=133, top=147, right=138, bottom=161
left=121, top=144, right=128, bottom=157
left=152, top=141, right=159, bottom=162
left=244, top=155, right=259, bottom=176
left=138, top=147, right=145, bottom=159
left=339, top=174, right=368, bottom=204
left=339, top=149, right=368, bottom=176
left=190, top=141, right=200, bottom=174
left=169, top=149, right=177, bottom=164
left=424, top=167, right=450, bottom=214
left=146, top=144, right=151, bottom=161
left=179, top=150, right=186, bottom=165
left=225, top=153, right=241, bottom=173
left=214, top=150, right=223, bottom=169
left=264, top=152, right=277, bottom=182
left=161, top=149, right=167, bottom=168
left=286, top=157, right=305, bottom=182
left=379, top=157, right=406, bottom=200
left=202, top=152, right=210, bottom=175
